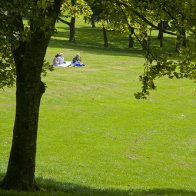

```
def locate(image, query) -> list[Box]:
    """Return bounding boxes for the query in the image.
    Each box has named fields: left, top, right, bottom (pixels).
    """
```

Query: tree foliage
left=88, top=0, right=196, bottom=98
left=61, top=0, right=92, bottom=18
left=0, top=0, right=59, bottom=88
left=133, top=0, right=196, bottom=98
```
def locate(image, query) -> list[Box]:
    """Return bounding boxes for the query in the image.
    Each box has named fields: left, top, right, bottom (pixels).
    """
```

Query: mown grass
left=0, top=18, right=196, bottom=195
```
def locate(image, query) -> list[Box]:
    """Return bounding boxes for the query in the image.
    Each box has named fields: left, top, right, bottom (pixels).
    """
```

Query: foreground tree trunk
left=1, top=69, right=45, bottom=190
left=1, top=36, right=48, bottom=191
left=1, top=0, right=63, bottom=191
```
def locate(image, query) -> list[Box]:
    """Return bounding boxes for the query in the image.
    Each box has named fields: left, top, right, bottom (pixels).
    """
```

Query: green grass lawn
left=0, top=18, right=196, bottom=195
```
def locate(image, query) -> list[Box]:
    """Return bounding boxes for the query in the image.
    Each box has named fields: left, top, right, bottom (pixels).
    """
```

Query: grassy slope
left=0, top=18, right=196, bottom=195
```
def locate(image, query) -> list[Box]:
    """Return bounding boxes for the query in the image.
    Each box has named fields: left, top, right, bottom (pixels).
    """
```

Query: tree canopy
left=91, top=0, right=196, bottom=98
left=0, top=0, right=195, bottom=191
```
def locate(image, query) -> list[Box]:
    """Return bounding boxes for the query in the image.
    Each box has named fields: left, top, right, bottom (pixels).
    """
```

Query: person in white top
left=53, top=53, right=72, bottom=67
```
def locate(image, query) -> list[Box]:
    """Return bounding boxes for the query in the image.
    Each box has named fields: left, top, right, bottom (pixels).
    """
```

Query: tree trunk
left=91, top=19, right=96, bottom=28
left=1, top=79, right=45, bottom=191
left=103, top=26, right=108, bottom=48
left=176, top=26, right=186, bottom=51
left=1, top=38, right=47, bottom=190
left=181, top=28, right=186, bottom=47
left=69, top=17, right=76, bottom=42
left=157, top=21, right=164, bottom=47
left=175, top=30, right=186, bottom=51
left=1, top=0, right=62, bottom=190
left=142, top=32, right=148, bottom=50
left=129, top=27, right=134, bottom=48
left=175, top=34, right=181, bottom=52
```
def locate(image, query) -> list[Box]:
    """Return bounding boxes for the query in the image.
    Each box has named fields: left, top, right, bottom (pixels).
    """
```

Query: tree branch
left=57, top=16, right=70, bottom=26
left=116, top=0, right=176, bottom=36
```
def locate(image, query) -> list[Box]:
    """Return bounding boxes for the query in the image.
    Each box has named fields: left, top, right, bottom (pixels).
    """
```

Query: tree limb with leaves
left=92, top=0, right=196, bottom=98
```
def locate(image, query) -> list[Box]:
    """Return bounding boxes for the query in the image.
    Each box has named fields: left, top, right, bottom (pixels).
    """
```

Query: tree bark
left=91, top=19, right=96, bottom=28
left=157, top=21, right=164, bottom=47
left=69, top=17, right=76, bottom=42
left=69, top=0, right=76, bottom=42
left=1, top=0, right=63, bottom=190
left=175, top=28, right=186, bottom=52
left=103, top=26, right=108, bottom=48
left=181, top=28, right=186, bottom=47
left=142, top=32, right=148, bottom=50
left=1, top=37, right=47, bottom=190
left=175, top=34, right=181, bottom=52
left=129, top=27, right=134, bottom=48
left=1, top=79, right=45, bottom=191
left=57, top=17, right=76, bottom=42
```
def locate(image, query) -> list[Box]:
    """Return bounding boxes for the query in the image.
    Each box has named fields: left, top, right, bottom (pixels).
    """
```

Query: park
left=0, top=0, right=196, bottom=195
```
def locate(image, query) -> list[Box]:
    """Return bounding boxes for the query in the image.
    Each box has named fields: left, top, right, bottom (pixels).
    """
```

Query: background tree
left=59, top=0, right=92, bottom=42
left=84, top=0, right=99, bottom=28
left=0, top=0, right=63, bottom=190
left=85, top=0, right=111, bottom=47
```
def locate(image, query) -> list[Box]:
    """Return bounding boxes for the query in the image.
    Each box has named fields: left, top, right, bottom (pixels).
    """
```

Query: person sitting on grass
left=53, top=53, right=72, bottom=67
left=72, top=53, right=85, bottom=66
left=53, top=53, right=60, bottom=66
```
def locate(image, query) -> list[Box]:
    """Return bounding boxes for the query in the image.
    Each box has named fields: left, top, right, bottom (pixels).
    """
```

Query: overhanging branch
left=57, top=17, right=70, bottom=26
left=116, top=0, right=176, bottom=36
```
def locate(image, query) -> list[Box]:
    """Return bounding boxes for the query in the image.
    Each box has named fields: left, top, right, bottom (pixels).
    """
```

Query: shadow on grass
left=1, top=173, right=196, bottom=195
left=49, top=25, right=145, bottom=58
left=49, top=39, right=145, bottom=58
left=48, top=36, right=145, bottom=59
left=49, top=25, right=178, bottom=59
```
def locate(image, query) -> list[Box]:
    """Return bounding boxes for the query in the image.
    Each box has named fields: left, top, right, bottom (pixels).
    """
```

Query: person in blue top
left=72, top=54, right=85, bottom=66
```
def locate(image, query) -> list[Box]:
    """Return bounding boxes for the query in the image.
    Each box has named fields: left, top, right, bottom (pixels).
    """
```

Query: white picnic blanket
left=57, top=61, right=72, bottom=67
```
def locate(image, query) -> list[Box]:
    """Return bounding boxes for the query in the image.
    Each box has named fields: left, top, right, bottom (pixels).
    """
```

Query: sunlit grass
left=0, top=18, right=196, bottom=195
